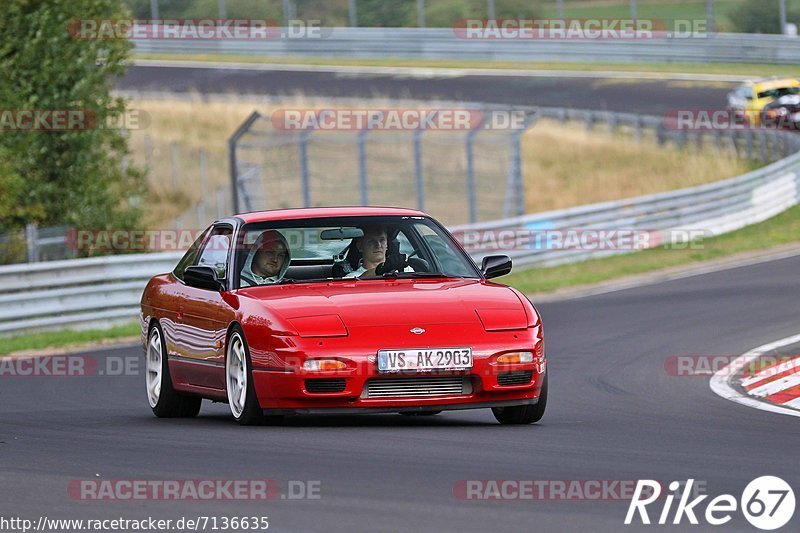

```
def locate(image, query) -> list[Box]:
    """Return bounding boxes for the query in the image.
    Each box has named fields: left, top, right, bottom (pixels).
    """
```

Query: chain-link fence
left=229, top=107, right=538, bottom=227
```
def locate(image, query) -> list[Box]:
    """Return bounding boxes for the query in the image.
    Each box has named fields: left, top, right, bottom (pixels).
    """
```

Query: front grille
left=305, top=378, right=346, bottom=394
left=363, top=376, right=470, bottom=398
left=497, top=371, right=533, bottom=386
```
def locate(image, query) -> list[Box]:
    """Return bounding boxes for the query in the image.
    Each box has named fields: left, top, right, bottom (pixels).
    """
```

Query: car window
left=757, top=87, right=800, bottom=100
left=414, top=222, right=476, bottom=277
left=173, top=228, right=210, bottom=281
left=196, top=226, right=232, bottom=279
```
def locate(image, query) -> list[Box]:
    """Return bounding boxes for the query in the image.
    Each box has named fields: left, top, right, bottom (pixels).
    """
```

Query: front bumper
left=251, top=363, right=545, bottom=412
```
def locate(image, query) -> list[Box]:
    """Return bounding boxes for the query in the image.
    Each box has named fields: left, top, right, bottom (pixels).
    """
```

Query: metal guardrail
left=132, top=28, right=800, bottom=65
left=2, top=108, right=799, bottom=335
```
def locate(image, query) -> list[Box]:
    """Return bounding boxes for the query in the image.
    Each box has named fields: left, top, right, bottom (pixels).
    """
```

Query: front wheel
left=226, top=327, right=268, bottom=425
left=145, top=323, right=201, bottom=418
left=492, top=373, right=547, bottom=425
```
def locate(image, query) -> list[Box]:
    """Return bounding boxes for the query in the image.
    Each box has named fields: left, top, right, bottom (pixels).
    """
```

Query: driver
left=240, top=230, right=290, bottom=287
left=344, top=225, right=413, bottom=278
left=344, top=225, right=387, bottom=278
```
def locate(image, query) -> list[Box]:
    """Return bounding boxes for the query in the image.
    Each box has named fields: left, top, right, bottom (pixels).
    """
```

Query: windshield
left=234, top=216, right=480, bottom=288
left=757, top=86, right=800, bottom=99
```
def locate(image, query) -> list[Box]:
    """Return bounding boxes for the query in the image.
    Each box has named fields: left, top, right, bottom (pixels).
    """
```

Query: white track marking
left=741, top=355, right=800, bottom=388
left=710, top=333, right=800, bottom=418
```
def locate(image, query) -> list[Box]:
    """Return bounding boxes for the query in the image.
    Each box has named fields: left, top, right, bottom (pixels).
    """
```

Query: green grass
left=503, top=203, right=800, bottom=294
left=132, top=53, right=799, bottom=79
left=0, top=322, right=140, bottom=356
left=541, top=0, right=746, bottom=32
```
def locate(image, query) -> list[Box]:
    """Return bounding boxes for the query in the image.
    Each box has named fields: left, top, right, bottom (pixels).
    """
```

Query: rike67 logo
left=626, top=477, right=795, bottom=530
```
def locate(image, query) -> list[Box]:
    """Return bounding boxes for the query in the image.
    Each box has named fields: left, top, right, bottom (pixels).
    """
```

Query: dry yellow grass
left=125, top=95, right=751, bottom=226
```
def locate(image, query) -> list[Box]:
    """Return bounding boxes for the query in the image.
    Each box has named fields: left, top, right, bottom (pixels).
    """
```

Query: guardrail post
left=757, top=131, right=768, bottom=162
left=25, top=224, right=38, bottom=263
left=585, top=111, right=594, bottom=131
left=714, top=129, right=722, bottom=152
left=558, top=108, right=567, bottom=124
left=634, top=115, right=643, bottom=142
left=609, top=113, right=618, bottom=134
left=300, top=130, right=311, bottom=207
left=413, top=129, right=425, bottom=211
left=358, top=130, right=369, bottom=205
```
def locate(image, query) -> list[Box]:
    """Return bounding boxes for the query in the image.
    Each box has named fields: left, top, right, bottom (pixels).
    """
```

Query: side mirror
left=184, top=265, right=225, bottom=291
left=481, top=255, right=512, bottom=279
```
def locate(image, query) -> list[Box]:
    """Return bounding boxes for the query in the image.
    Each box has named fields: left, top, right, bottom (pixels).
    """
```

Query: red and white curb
left=711, top=333, right=800, bottom=417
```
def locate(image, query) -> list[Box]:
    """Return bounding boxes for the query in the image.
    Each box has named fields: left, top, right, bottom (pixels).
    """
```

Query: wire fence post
left=512, top=111, right=538, bottom=217
left=465, top=116, right=485, bottom=224
left=300, top=130, right=311, bottom=207
left=170, top=142, right=180, bottom=188
left=228, top=111, right=261, bottom=214
left=143, top=135, right=154, bottom=180
left=413, top=129, right=425, bottom=212
left=358, top=130, right=369, bottom=205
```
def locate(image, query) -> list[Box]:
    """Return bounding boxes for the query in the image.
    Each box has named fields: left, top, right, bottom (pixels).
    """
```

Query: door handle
left=177, top=306, right=184, bottom=321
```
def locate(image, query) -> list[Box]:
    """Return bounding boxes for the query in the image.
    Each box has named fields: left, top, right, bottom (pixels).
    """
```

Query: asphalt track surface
left=2, top=254, right=799, bottom=532
left=3, top=67, right=791, bottom=531
left=119, top=65, right=733, bottom=114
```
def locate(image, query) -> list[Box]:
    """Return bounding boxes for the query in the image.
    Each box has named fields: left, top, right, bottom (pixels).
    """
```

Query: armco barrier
left=1, top=109, right=799, bottom=335
left=132, top=28, right=800, bottom=65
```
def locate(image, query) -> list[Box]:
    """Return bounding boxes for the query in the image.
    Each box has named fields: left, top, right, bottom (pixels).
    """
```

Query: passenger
left=240, top=230, right=290, bottom=287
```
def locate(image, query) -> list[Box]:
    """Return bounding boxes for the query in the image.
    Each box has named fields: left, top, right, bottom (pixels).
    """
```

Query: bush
left=731, top=0, right=800, bottom=34
left=0, top=0, right=144, bottom=233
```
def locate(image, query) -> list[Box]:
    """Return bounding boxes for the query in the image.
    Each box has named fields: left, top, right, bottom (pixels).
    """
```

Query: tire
left=226, top=327, right=268, bottom=425
left=399, top=410, right=442, bottom=416
left=145, top=322, right=202, bottom=418
left=492, top=373, right=547, bottom=425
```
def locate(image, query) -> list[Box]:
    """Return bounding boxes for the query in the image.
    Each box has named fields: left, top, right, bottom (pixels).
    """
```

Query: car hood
left=238, top=278, right=528, bottom=330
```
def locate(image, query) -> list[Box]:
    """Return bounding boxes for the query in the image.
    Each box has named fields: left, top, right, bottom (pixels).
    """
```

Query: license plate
left=377, top=347, right=473, bottom=372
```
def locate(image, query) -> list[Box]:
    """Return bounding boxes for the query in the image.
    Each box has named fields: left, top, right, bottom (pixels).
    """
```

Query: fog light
left=496, top=352, right=534, bottom=364
left=303, top=359, right=347, bottom=371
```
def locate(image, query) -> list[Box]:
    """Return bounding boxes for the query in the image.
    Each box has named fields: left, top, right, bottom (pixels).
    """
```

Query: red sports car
left=140, top=207, right=546, bottom=425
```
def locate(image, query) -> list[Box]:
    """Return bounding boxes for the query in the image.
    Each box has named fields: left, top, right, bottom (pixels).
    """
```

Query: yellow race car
left=727, top=77, right=800, bottom=125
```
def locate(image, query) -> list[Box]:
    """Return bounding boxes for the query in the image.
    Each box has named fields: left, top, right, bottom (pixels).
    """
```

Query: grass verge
left=504, top=203, right=800, bottom=294
left=0, top=322, right=140, bottom=356
left=133, top=53, right=797, bottom=79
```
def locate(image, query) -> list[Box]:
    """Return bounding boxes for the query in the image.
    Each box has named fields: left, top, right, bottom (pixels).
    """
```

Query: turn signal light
left=496, top=352, right=534, bottom=364
left=303, top=359, right=347, bottom=371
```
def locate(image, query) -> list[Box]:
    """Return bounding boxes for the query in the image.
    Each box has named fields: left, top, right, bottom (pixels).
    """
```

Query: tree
left=0, top=0, right=144, bottom=232
left=731, top=0, right=800, bottom=34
